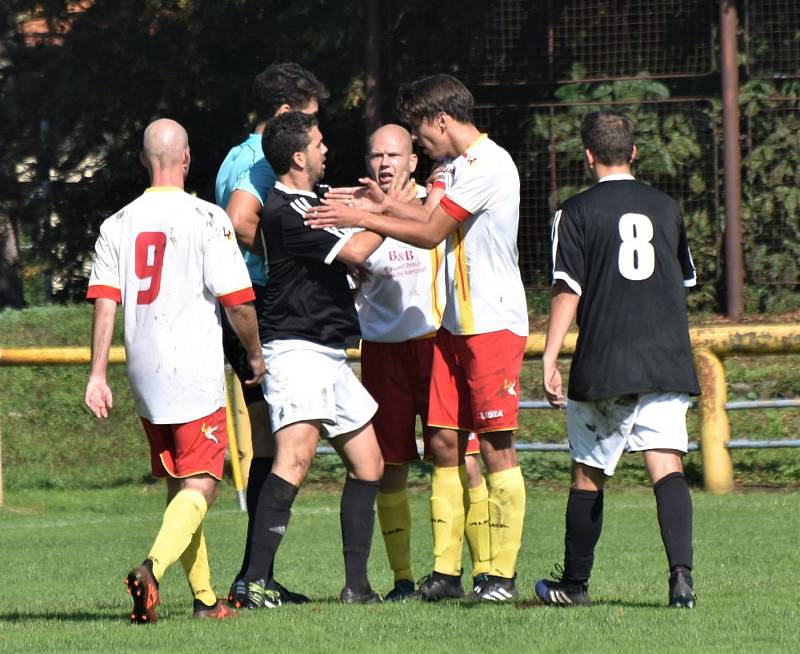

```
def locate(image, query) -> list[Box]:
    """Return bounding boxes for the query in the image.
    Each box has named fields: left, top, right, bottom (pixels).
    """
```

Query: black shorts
left=221, top=284, right=266, bottom=405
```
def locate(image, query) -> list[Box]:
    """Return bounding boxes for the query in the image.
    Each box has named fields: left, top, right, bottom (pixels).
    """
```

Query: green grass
left=1, top=486, right=798, bottom=653
left=1, top=304, right=799, bottom=490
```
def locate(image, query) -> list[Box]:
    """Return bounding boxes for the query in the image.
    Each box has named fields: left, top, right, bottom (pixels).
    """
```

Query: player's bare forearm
left=542, top=282, right=580, bottom=408
left=223, top=302, right=266, bottom=386
left=85, top=298, right=117, bottom=418
left=543, top=281, right=579, bottom=363
left=423, top=184, right=446, bottom=211
left=306, top=202, right=455, bottom=249
left=226, top=190, right=264, bottom=257
left=336, top=231, right=385, bottom=266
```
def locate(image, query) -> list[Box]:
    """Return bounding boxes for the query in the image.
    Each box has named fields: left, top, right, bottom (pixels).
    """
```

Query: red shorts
left=140, top=407, right=229, bottom=480
left=361, top=338, right=436, bottom=464
left=428, top=328, right=526, bottom=433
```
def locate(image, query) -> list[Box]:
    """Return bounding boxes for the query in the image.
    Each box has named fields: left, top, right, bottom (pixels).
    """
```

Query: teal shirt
left=215, top=134, right=276, bottom=286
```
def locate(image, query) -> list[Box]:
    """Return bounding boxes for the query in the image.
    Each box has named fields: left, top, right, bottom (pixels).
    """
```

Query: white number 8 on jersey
left=617, top=213, right=655, bottom=280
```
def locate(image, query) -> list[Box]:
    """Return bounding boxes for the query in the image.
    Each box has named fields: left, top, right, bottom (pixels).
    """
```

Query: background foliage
left=0, top=0, right=797, bottom=312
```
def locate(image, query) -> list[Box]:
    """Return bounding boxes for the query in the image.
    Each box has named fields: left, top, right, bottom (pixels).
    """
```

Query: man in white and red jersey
left=306, top=75, right=529, bottom=602
left=356, top=124, right=490, bottom=601
left=85, top=118, right=265, bottom=623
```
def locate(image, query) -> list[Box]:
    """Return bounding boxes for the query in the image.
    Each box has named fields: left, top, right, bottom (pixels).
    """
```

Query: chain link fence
left=381, top=0, right=799, bottom=307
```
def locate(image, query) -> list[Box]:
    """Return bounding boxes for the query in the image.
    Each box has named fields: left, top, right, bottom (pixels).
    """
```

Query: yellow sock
left=430, top=465, right=467, bottom=576
left=377, top=489, right=413, bottom=582
left=486, top=466, right=526, bottom=578
left=465, top=478, right=490, bottom=577
left=148, top=489, right=208, bottom=581
left=179, top=526, right=217, bottom=607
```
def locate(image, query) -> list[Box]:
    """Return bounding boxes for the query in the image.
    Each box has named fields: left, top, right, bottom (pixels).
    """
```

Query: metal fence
left=380, top=0, right=800, bottom=297
left=474, top=99, right=722, bottom=287
left=382, top=0, right=716, bottom=86
left=741, top=96, right=800, bottom=286
left=745, top=0, right=800, bottom=78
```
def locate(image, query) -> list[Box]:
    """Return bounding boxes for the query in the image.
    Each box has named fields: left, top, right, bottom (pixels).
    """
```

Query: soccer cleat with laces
left=340, top=586, right=383, bottom=604
left=668, top=568, right=696, bottom=608
left=228, top=577, right=309, bottom=608
left=124, top=563, right=160, bottom=624
left=534, top=578, right=590, bottom=606
left=417, top=572, right=464, bottom=602
left=384, top=579, right=417, bottom=602
left=475, top=574, right=518, bottom=602
left=231, top=578, right=283, bottom=609
left=471, top=572, right=489, bottom=595
left=227, top=577, right=247, bottom=607
left=193, top=599, right=240, bottom=620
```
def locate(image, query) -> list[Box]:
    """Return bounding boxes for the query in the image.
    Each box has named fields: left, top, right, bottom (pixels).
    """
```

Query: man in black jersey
left=218, top=62, right=327, bottom=610
left=234, top=111, right=386, bottom=607
left=534, top=111, right=700, bottom=609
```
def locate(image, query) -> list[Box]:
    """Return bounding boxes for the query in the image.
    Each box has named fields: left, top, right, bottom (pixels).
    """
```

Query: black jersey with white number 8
left=551, top=178, right=700, bottom=402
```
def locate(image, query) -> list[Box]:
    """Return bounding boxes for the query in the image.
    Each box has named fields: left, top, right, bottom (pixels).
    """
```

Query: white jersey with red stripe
left=356, top=235, right=446, bottom=342
left=87, top=187, right=255, bottom=423
left=438, top=135, right=528, bottom=337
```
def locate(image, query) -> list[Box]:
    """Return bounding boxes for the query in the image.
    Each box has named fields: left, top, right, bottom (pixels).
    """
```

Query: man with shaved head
left=86, top=118, right=264, bottom=623
left=355, top=125, right=488, bottom=600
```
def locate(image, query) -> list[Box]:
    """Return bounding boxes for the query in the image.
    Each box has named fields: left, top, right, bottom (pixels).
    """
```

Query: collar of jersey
left=598, top=173, right=634, bottom=183
left=275, top=180, right=317, bottom=198
left=144, top=186, right=183, bottom=193
left=461, top=133, right=488, bottom=157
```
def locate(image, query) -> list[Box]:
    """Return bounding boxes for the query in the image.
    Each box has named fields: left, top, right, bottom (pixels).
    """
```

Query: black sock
left=654, top=472, right=693, bottom=572
left=563, top=488, right=604, bottom=585
left=237, top=457, right=274, bottom=578
left=243, top=473, right=298, bottom=583
left=340, top=476, right=379, bottom=594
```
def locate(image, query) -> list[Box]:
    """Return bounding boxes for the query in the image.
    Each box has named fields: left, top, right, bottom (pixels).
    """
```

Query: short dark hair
left=580, top=111, right=635, bottom=166
left=262, top=112, right=318, bottom=175
left=252, top=63, right=329, bottom=121
left=396, top=74, right=474, bottom=126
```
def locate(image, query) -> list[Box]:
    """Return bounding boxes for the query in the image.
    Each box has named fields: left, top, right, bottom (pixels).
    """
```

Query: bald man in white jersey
left=358, top=124, right=490, bottom=600
left=86, top=118, right=264, bottom=623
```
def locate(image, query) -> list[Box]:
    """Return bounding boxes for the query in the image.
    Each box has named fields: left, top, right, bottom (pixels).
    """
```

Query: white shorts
left=261, top=340, right=378, bottom=439
left=567, top=392, right=691, bottom=476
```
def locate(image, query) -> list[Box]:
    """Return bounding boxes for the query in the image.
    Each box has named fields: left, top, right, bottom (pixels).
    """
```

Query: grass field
left=1, top=306, right=799, bottom=651
left=1, top=485, right=799, bottom=653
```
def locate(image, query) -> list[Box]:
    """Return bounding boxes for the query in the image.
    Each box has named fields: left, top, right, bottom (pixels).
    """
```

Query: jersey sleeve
left=279, top=196, right=355, bottom=264
left=202, top=206, right=255, bottom=307
left=232, top=158, right=277, bottom=206
left=551, top=207, right=584, bottom=296
left=86, top=218, right=122, bottom=303
left=676, top=219, right=697, bottom=287
left=439, top=159, right=490, bottom=223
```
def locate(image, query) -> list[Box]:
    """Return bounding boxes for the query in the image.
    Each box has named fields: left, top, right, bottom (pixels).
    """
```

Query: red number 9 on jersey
left=135, top=231, right=167, bottom=305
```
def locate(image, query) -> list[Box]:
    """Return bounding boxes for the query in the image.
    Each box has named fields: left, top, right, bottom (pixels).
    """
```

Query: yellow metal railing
left=1, top=324, right=798, bottom=502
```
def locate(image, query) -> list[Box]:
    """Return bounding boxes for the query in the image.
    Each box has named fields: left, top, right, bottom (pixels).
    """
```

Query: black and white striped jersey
left=552, top=175, right=700, bottom=401
left=258, top=181, right=360, bottom=348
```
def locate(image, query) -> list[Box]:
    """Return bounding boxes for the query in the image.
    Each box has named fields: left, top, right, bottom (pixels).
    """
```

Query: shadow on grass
left=514, top=599, right=663, bottom=609
left=0, top=610, right=124, bottom=623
